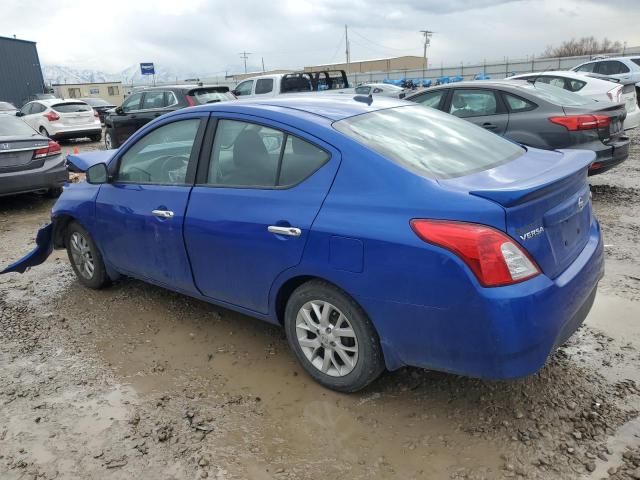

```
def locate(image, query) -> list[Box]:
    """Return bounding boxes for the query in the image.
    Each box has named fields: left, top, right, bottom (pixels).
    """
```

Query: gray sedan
left=406, top=80, right=629, bottom=175
left=0, top=115, right=68, bottom=197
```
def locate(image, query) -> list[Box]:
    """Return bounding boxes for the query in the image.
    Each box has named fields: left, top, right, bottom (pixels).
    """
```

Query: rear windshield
left=52, top=102, right=92, bottom=113
left=519, top=83, right=595, bottom=107
left=0, top=102, right=16, bottom=111
left=81, top=98, right=111, bottom=106
left=0, top=116, right=37, bottom=136
left=333, top=105, right=524, bottom=179
left=190, top=89, right=234, bottom=104
left=631, top=58, right=640, bottom=67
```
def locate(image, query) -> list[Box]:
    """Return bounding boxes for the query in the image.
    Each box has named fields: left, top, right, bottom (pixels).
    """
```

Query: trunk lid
left=0, top=138, right=50, bottom=171
left=563, top=102, right=626, bottom=142
left=440, top=148, right=595, bottom=279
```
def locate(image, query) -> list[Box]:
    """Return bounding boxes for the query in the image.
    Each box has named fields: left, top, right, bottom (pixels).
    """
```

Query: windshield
left=334, top=105, right=524, bottom=179
left=190, top=89, right=234, bottom=104
left=520, top=83, right=596, bottom=106
left=52, top=102, right=92, bottom=113
left=0, top=102, right=16, bottom=111
left=0, top=116, right=37, bottom=136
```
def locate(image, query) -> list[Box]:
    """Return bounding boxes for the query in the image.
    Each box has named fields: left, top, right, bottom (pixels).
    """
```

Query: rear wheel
left=65, top=222, right=110, bottom=289
left=284, top=280, right=385, bottom=392
left=90, top=132, right=102, bottom=142
left=104, top=130, right=116, bottom=149
left=47, top=187, right=63, bottom=198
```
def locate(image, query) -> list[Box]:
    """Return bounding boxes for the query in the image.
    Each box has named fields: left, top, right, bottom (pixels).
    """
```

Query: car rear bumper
left=588, top=136, right=630, bottom=175
left=364, top=219, right=604, bottom=379
left=0, top=155, right=68, bottom=196
left=49, top=126, right=102, bottom=139
left=624, top=108, right=640, bottom=130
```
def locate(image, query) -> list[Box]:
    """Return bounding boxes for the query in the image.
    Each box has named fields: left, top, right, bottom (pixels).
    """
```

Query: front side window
left=142, top=91, right=166, bottom=109
left=121, top=93, right=142, bottom=112
left=235, top=80, right=253, bottom=96
left=117, top=119, right=200, bottom=184
left=20, top=103, right=33, bottom=115
left=449, top=89, right=497, bottom=118
left=413, top=89, right=446, bottom=109
left=31, top=103, right=46, bottom=114
left=207, top=119, right=329, bottom=188
left=255, top=79, right=274, bottom=95
left=334, top=105, right=524, bottom=179
left=574, top=62, right=595, bottom=73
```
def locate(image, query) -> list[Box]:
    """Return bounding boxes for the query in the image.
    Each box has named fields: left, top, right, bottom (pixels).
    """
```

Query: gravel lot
left=0, top=132, right=639, bottom=480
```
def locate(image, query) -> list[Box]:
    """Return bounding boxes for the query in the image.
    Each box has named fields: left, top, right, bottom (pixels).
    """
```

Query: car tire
left=104, top=130, right=116, bottom=149
left=39, top=127, right=50, bottom=138
left=90, top=133, right=102, bottom=142
left=64, top=221, right=110, bottom=289
left=284, top=280, right=385, bottom=392
left=47, top=187, right=63, bottom=198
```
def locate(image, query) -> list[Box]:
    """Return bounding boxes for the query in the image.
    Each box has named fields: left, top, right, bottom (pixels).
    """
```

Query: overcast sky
left=2, top=0, right=639, bottom=75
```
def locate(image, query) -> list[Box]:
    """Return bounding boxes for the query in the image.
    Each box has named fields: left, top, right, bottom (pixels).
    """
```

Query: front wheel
left=65, top=222, right=110, bottom=289
left=104, top=130, right=116, bottom=149
left=284, top=280, right=385, bottom=392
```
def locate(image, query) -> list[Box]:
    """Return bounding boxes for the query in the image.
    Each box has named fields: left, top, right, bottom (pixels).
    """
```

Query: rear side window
left=574, top=62, right=595, bottom=73
left=503, top=93, right=536, bottom=112
left=566, top=79, right=586, bottom=92
left=596, top=61, right=630, bottom=75
left=191, top=89, right=234, bottom=104
left=52, top=102, right=92, bottom=113
left=412, top=89, right=446, bottom=108
left=207, top=119, right=328, bottom=188
left=355, top=86, right=371, bottom=95
left=631, top=58, right=640, bottom=67
left=334, top=105, right=524, bottom=179
left=142, top=91, right=166, bottom=109
left=255, top=79, right=274, bottom=95
left=449, top=89, right=497, bottom=117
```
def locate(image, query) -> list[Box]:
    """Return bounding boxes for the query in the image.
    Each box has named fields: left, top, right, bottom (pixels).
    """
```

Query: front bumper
left=0, top=155, right=68, bottom=197
left=588, top=136, right=630, bottom=175
left=365, top=219, right=604, bottom=378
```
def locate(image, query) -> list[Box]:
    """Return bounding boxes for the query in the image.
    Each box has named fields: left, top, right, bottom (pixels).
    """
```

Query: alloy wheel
left=295, top=300, right=359, bottom=377
left=105, top=132, right=113, bottom=149
left=69, top=232, right=95, bottom=280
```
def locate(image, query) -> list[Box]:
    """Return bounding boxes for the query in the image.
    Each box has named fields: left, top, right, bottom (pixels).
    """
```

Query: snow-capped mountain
left=43, top=64, right=209, bottom=85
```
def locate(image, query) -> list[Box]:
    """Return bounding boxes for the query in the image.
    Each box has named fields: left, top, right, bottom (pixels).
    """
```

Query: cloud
left=0, top=0, right=638, bottom=76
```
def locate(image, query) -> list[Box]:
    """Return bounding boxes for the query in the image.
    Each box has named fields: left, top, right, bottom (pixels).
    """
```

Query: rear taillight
left=93, top=109, right=99, bottom=118
left=410, top=219, right=540, bottom=287
left=44, top=111, right=60, bottom=122
left=607, top=85, right=623, bottom=103
left=33, top=140, right=61, bottom=159
left=549, top=114, right=611, bottom=131
left=185, top=95, right=196, bottom=106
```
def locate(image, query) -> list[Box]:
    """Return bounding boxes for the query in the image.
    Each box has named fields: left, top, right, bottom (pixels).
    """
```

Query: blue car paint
left=2, top=95, right=604, bottom=379
left=66, top=149, right=117, bottom=172
left=0, top=223, right=54, bottom=274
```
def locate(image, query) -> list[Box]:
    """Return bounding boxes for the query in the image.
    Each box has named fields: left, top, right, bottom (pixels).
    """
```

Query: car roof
left=169, top=94, right=411, bottom=122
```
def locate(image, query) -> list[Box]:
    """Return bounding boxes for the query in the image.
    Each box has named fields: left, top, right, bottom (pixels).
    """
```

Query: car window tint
left=20, top=104, right=32, bottom=115
left=52, top=102, right=92, bottom=113
left=279, top=136, right=329, bottom=186
left=373, top=88, right=384, bottom=93
left=31, top=103, right=45, bottom=114
left=566, top=79, right=586, bottom=92
left=208, top=120, right=282, bottom=187
left=536, top=76, right=565, bottom=89
left=413, top=90, right=445, bottom=108
left=355, top=86, right=371, bottom=95
left=142, top=91, right=166, bottom=109
left=334, top=105, right=524, bottom=179
left=117, top=119, right=200, bottom=184
left=165, top=91, right=178, bottom=106
left=235, top=80, right=253, bottom=96
left=575, top=62, right=595, bottom=73
left=255, top=78, right=274, bottom=95
left=449, top=90, right=497, bottom=117
left=504, top=93, right=536, bottom=112
left=122, top=93, right=142, bottom=112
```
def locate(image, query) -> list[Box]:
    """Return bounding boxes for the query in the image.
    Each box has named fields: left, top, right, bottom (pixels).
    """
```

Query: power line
left=350, top=29, right=410, bottom=52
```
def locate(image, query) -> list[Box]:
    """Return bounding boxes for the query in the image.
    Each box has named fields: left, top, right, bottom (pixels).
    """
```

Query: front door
left=110, top=92, right=143, bottom=146
left=448, top=88, right=509, bottom=135
left=95, top=114, right=206, bottom=292
left=184, top=115, right=340, bottom=313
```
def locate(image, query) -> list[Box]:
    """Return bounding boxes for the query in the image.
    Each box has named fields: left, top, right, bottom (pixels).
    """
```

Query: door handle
left=152, top=209, right=174, bottom=218
left=268, top=226, right=301, bottom=237
left=482, top=122, right=497, bottom=129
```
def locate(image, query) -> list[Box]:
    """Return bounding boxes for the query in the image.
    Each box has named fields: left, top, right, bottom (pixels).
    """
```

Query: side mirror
left=115, top=106, right=124, bottom=115
left=86, top=163, right=109, bottom=184
left=15, top=111, right=24, bottom=117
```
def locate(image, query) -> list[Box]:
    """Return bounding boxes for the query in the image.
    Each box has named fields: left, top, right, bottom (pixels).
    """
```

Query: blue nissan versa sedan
left=2, top=95, right=604, bottom=392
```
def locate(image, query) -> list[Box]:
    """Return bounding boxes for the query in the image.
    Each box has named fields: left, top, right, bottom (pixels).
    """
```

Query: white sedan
left=354, top=83, right=407, bottom=99
left=508, top=71, right=639, bottom=130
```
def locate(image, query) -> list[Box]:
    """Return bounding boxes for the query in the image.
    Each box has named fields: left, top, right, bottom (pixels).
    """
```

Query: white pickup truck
left=232, top=70, right=353, bottom=98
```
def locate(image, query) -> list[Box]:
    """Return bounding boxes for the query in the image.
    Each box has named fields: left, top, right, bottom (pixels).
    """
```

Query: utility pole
left=239, top=51, right=252, bottom=73
left=261, top=57, right=265, bottom=72
left=420, top=30, right=433, bottom=77
left=345, top=25, right=350, bottom=68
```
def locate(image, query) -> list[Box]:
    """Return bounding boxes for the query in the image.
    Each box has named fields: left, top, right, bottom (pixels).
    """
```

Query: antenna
left=239, top=51, right=252, bottom=73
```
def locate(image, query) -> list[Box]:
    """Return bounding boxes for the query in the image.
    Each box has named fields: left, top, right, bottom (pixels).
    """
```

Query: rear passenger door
left=137, top=90, right=176, bottom=129
left=594, top=60, right=632, bottom=81
left=184, top=115, right=341, bottom=314
left=446, top=88, right=508, bottom=135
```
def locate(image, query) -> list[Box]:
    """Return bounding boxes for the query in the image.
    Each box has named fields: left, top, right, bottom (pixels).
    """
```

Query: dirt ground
left=1, top=132, right=640, bottom=480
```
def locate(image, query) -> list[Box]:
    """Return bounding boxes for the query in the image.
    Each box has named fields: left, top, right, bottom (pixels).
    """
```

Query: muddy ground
left=1, top=132, right=639, bottom=480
